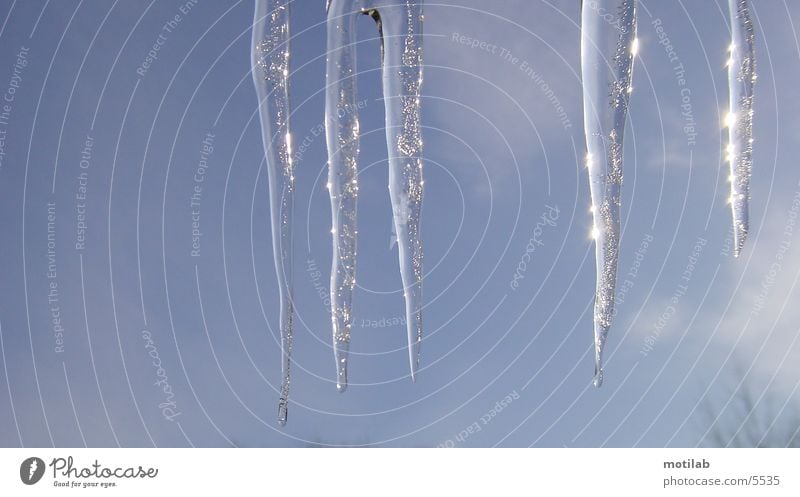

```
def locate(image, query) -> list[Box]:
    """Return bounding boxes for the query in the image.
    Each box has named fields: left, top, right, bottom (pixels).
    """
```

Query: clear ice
left=326, top=0, right=424, bottom=391
left=726, top=0, right=756, bottom=257
left=252, top=0, right=295, bottom=424
left=580, top=0, right=637, bottom=387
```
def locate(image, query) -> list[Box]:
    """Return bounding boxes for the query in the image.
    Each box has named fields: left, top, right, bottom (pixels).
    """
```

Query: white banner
left=1, top=448, right=798, bottom=495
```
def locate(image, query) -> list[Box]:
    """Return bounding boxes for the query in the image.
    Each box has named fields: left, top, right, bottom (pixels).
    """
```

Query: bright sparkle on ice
left=726, top=0, right=756, bottom=257
left=252, top=0, right=294, bottom=425
left=326, top=0, right=425, bottom=391
left=581, top=0, right=637, bottom=387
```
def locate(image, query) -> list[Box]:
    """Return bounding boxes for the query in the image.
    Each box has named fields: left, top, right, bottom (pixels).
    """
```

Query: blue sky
left=1, top=0, right=800, bottom=447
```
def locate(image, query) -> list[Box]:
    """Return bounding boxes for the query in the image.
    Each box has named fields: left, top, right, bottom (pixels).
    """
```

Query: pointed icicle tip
left=593, top=366, right=604, bottom=388
left=336, top=363, right=348, bottom=392
left=408, top=338, right=421, bottom=382
left=278, top=400, right=288, bottom=427
left=733, top=230, right=747, bottom=258
left=593, top=319, right=608, bottom=387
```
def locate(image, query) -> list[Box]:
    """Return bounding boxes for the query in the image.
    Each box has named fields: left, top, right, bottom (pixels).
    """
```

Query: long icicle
left=373, top=1, right=425, bottom=380
left=326, top=0, right=360, bottom=392
left=726, top=0, right=755, bottom=257
left=326, top=0, right=424, bottom=391
left=252, top=0, right=294, bottom=424
left=580, top=0, right=637, bottom=387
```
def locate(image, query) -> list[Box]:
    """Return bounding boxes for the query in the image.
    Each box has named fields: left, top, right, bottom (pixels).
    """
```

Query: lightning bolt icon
left=28, top=459, right=37, bottom=481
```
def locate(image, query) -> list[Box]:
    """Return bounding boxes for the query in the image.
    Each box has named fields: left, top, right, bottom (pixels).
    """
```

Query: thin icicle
left=326, top=0, right=359, bottom=392
left=326, top=0, right=424, bottom=391
left=252, top=0, right=294, bottom=425
left=580, top=0, right=636, bottom=387
left=726, top=0, right=755, bottom=257
left=375, top=1, right=425, bottom=381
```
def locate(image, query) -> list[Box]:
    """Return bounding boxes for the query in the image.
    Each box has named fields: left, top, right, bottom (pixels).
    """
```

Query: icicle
left=580, top=0, right=637, bottom=387
left=326, top=0, right=424, bottom=391
left=726, top=0, right=755, bottom=257
left=252, top=0, right=294, bottom=425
